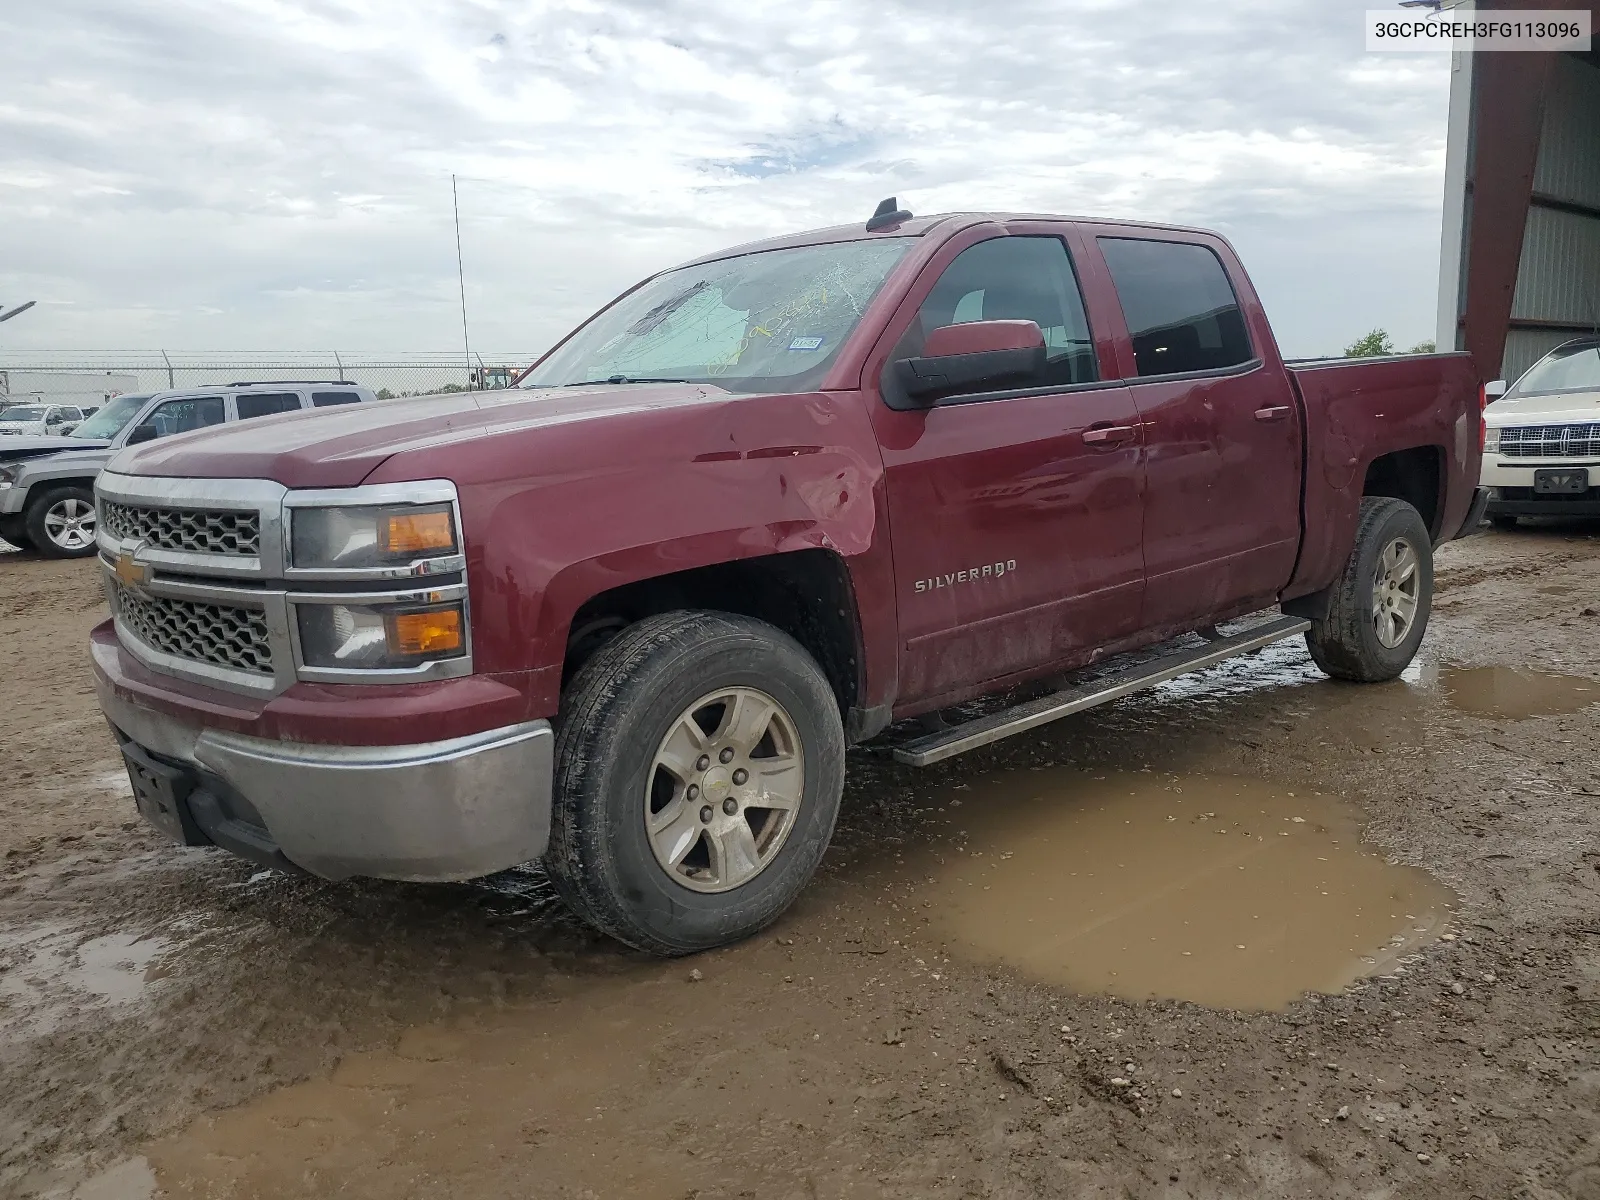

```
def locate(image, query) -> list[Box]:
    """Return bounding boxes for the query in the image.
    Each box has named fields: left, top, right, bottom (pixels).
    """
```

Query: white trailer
left=0, top=371, right=139, bottom=411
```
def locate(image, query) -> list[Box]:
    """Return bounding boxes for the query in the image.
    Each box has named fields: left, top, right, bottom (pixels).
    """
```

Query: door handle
left=1254, top=405, right=1292, bottom=422
left=1082, top=424, right=1136, bottom=448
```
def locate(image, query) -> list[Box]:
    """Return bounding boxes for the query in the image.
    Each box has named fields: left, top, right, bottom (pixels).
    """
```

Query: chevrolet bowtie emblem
left=113, top=547, right=151, bottom=588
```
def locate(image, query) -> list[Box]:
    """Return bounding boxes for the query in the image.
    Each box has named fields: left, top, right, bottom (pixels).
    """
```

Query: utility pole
left=452, top=175, right=473, bottom=391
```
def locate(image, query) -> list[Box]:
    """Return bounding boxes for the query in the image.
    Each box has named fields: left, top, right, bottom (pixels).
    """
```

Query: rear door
left=1086, top=232, right=1302, bottom=630
left=868, top=229, right=1146, bottom=705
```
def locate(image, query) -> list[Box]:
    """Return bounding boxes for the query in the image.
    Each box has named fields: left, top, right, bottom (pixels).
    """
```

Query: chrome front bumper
left=96, top=683, right=554, bottom=882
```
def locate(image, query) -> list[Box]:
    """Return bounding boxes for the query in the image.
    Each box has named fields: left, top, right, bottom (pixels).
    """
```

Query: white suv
left=1482, top=338, right=1600, bottom=528
left=0, top=403, right=85, bottom=437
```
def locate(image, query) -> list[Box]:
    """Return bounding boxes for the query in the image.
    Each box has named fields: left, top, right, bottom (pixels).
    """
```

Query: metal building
left=1437, top=3, right=1600, bottom=383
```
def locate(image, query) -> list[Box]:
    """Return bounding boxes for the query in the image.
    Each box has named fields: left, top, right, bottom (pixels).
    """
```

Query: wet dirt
left=911, top=771, right=1455, bottom=1010
left=1436, top=664, right=1600, bottom=721
left=3, top=520, right=1600, bottom=1199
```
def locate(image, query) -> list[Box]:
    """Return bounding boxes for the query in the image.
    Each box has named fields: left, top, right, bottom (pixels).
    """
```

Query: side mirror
left=895, top=320, right=1047, bottom=403
left=125, top=424, right=158, bottom=445
left=1484, top=379, right=1508, bottom=399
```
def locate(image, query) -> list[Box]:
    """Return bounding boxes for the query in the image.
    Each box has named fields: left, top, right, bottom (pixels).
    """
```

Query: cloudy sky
left=1, top=0, right=1451, bottom=361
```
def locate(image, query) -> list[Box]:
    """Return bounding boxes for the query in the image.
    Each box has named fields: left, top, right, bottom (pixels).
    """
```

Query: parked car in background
left=0, top=403, right=86, bottom=437
left=0, top=381, right=378, bottom=556
left=1481, top=337, right=1600, bottom=526
left=87, top=205, right=1484, bottom=955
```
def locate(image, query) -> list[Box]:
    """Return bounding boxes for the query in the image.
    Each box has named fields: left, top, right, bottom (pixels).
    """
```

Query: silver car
left=0, top=382, right=378, bottom=557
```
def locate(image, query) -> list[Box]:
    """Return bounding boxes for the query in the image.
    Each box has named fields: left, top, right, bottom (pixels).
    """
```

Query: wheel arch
left=560, top=547, right=868, bottom=728
left=1361, top=444, right=1443, bottom=539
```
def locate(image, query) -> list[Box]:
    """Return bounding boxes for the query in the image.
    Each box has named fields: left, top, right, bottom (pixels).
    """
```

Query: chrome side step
left=891, top=614, right=1312, bottom=767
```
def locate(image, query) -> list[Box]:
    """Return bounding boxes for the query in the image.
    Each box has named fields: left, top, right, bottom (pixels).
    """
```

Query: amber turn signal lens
left=385, top=607, right=463, bottom=656
left=381, top=509, right=455, bottom=556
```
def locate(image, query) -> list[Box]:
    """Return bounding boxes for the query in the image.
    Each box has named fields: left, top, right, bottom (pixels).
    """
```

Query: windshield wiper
left=563, top=375, right=692, bottom=386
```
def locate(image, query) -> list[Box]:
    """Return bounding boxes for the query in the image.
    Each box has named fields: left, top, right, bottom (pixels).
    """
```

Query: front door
left=1093, top=235, right=1303, bottom=629
left=871, top=233, right=1146, bottom=706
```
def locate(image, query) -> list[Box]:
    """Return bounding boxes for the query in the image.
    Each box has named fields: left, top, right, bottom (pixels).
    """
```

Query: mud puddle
left=909, top=770, right=1454, bottom=1010
left=1436, top=664, right=1600, bottom=720
left=117, top=960, right=878, bottom=1200
left=0, top=923, right=173, bottom=1039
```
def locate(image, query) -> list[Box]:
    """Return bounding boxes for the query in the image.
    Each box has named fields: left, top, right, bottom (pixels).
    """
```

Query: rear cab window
left=1097, top=238, right=1253, bottom=377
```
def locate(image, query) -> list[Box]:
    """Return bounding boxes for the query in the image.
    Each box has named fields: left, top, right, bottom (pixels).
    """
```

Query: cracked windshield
left=521, top=238, right=913, bottom=392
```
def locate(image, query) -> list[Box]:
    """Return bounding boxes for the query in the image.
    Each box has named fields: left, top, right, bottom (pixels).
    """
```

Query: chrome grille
left=101, top=501, right=261, bottom=556
left=1499, top=422, right=1600, bottom=458
left=115, top=586, right=273, bottom=674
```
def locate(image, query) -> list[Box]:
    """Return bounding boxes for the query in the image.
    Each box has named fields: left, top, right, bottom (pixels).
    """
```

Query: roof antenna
left=865, top=196, right=912, bottom=232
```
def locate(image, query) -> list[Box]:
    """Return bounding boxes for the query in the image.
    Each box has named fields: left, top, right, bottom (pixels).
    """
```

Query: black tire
left=1305, top=496, right=1433, bottom=683
left=1489, top=513, right=1519, bottom=530
left=25, top=485, right=98, bottom=559
left=546, top=610, right=846, bottom=955
left=0, top=514, right=29, bottom=551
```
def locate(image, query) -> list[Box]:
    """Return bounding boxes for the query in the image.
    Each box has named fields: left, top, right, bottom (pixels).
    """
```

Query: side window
left=235, top=391, right=304, bottom=420
left=311, top=391, right=362, bottom=407
left=142, top=396, right=226, bottom=438
left=61, top=407, right=83, bottom=421
left=895, top=236, right=1097, bottom=389
left=1097, top=238, right=1253, bottom=377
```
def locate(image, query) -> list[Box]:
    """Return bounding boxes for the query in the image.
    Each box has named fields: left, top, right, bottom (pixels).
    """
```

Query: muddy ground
left=1, top=522, right=1598, bottom=1199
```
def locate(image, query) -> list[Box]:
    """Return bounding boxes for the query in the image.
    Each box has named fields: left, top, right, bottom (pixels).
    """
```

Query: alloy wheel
left=1371, top=535, right=1419, bottom=648
left=43, top=498, right=96, bottom=552
left=644, top=686, right=804, bottom=893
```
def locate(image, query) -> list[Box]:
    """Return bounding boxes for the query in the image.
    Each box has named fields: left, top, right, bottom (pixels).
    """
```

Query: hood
left=0, top=435, right=108, bottom=462
left=1486, top=389, right=1600, bottom=425
left=111, top=383, right=737, bottom=487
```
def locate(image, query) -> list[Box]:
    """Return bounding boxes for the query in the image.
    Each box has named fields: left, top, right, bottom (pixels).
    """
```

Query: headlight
left=296, top=598, right=465, bottom=668
left=0, top=464, right=18, bottom=489
left=1484, top=426, right=1500, bottom=452
left=290, top=503, right=458, bottom=570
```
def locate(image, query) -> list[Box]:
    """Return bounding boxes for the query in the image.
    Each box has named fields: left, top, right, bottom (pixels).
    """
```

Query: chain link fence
left=0, top=352, right=539, bottom=405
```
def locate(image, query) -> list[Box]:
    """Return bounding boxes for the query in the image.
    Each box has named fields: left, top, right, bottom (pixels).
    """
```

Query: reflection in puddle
left=913, top=770, right=1453, bottom=1011
left=1437, top=665, right=1599, bottom=720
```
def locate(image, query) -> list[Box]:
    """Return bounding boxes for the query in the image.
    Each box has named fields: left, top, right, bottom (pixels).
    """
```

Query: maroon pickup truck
left=89, top=202, right=1486, bottom=954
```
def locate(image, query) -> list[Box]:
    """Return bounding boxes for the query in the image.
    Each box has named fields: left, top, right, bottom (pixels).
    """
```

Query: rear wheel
left=1305, top=496, right=1433, bottom=683
left=546, top=610, right=845, bottom=955
left=26, top=486, right=98, bottom=559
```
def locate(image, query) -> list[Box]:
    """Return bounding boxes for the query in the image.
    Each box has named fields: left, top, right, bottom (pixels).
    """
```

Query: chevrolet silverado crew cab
left=1480, top=337, right=1600, bottom=526
left=89, top=204, right=1485, bottom=955
left=1, top=382, right=377, bottom=556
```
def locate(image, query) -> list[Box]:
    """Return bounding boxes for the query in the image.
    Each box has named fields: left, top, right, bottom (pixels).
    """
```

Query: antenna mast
left=452, top=174, right=473, bottom=390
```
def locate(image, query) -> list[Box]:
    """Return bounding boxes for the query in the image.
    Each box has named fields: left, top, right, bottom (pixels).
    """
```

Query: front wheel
left=546, top=610, right=846, bottom=955
left=0, top=514, right=30, bottom=551
left=26, top=486, right=99, bottom=559
left=1305, top=496, right=1433, bottom=682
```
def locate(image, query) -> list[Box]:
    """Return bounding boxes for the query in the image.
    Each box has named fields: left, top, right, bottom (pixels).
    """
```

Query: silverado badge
left=113, top=546, right=151, bottom=589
